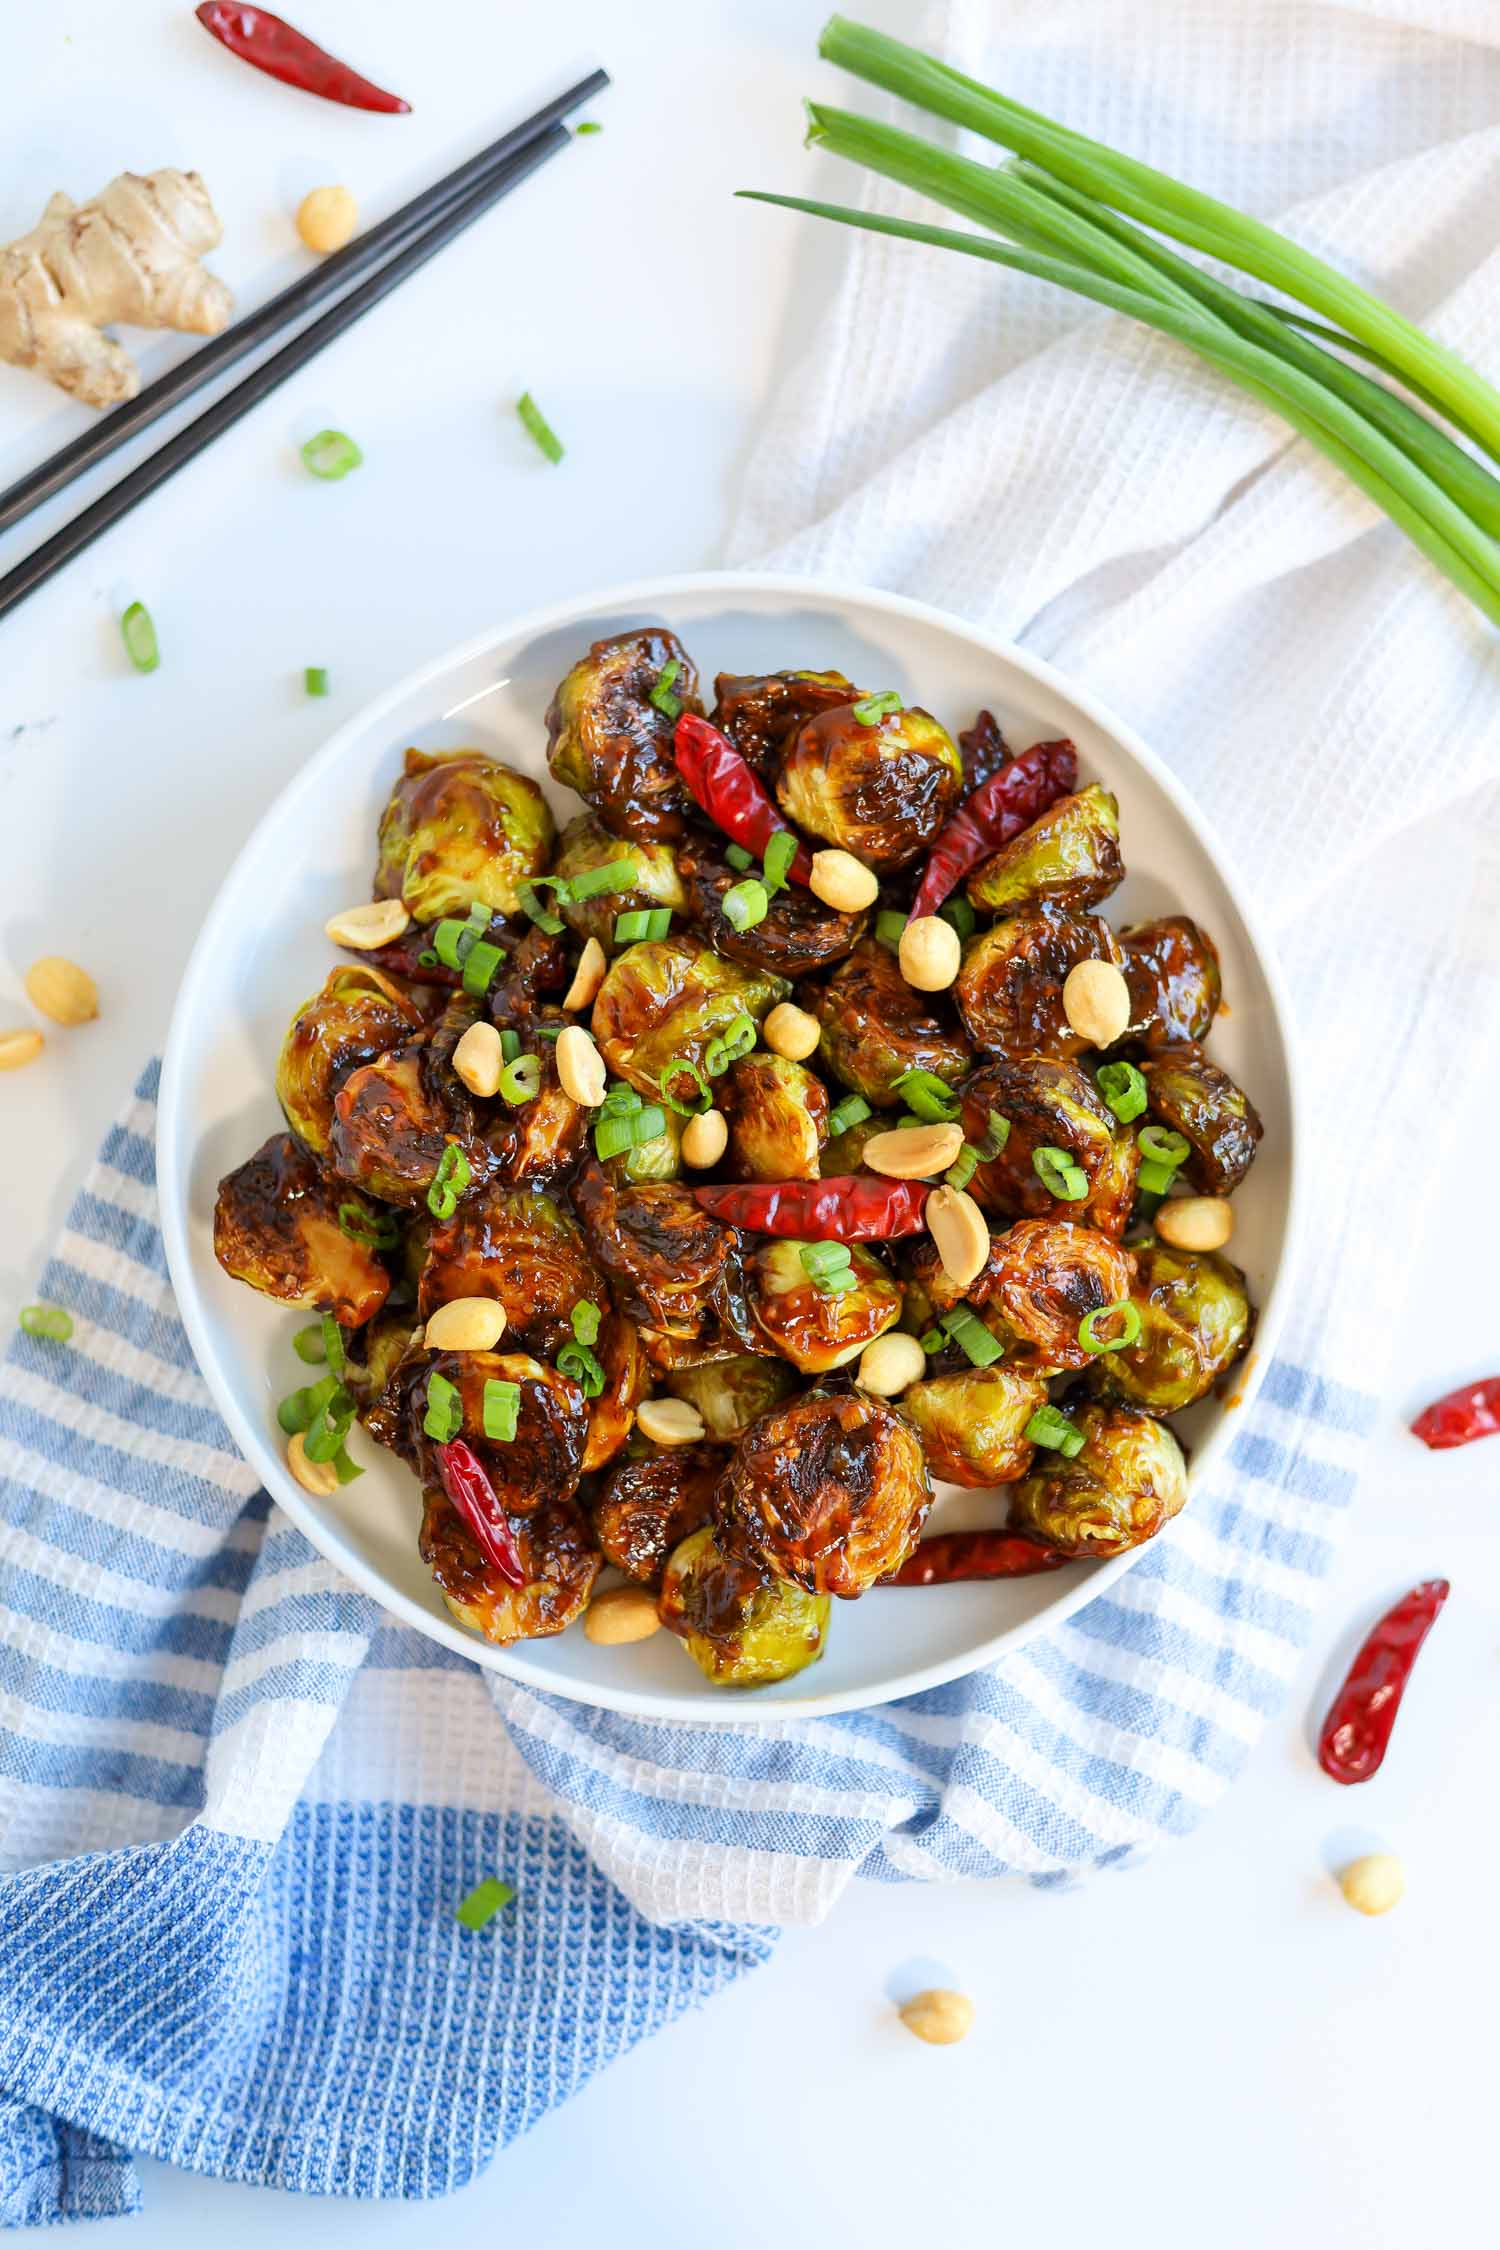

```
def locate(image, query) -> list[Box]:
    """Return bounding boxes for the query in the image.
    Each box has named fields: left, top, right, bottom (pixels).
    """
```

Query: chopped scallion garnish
left=593, top=1114, right=634, bottom=1161
left=575, top=120, right=603, bottom=136
left=703, top=1013, right=757, bottom=1076
left=338, top=1201, right=400, bottom=1250
left=304, top=666, right=329, bottom=697
left=320, top=1313, right=346, bottom=1377
left=852, top=688, right=902, bottom=725
left=517, top=391, right=564, bottom=465
left=1096, top=1060, right=1147, bottom=1124
left=614, top=907, right=672, bottom=944
left=939, top=894, right=976, bottom=939
left=1025, top=1405, right=1086, bottom=1458
left=569, top=858, right=636, bottom=901
left=499, top=1029, right=521, bottom=1063
left=1078, top=1299, right=1143, bottom=1355
left=762, top=832, right=797, bottom=896
left=278, top=1373, right=339, bottom=1437
left=722, top=878, right=769, bottom=932
left=119, top=602, right=159, bottom=674
left=461, top=939, right=503, bottom=998
left=1137, top=1124, right=1191, bottom=1169
left=519, top=880, right=568, bottom=935
left=455, top=1876, right=515, bottom=1929
left=978, top=1111, right=1011, bottom=1160
left=939, top=1306, right=1003, bottom=1366
left=875, top=909, right=907, bottom=951
left=660, top=1053, right=713, bottom=1116
left=944, top=1143, right=980, bottom=1191
left=828, top=1093, right=872, bottom=1137
left=300, top=428, right=363, bottom=481
left=482, top=1378, right=521, bottom=1442
left=599, top=1082, right=644, bottom=1117
left=292, top=1322, right=326, bottom=1364
left=800, top=1240, right=858, bottom=1294
left=725, top=843, right=755, bottom=872
left=427, top=1142, right=471, bottom=1220
left=892, top=1067, right=960, bottom=1123
left=303, top=1381, right=357, bottom=1464
left=1033, top=1145, right=1088, bottom=1201
left=571, top=1300, right=602, bottom=1347
left=558, top=1340, right=606, bottom=1396
left=499, top=1053, right=542, bottom=1106
left=650, top=658, right=682, bottom=719
left=19, top=1302, right=73, bottom=1343
left=424, top=1372, right=463, bottom=1444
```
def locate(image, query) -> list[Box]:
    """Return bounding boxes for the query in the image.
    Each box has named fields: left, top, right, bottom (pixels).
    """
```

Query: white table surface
left=5, top=4, right=1497, bottom=2243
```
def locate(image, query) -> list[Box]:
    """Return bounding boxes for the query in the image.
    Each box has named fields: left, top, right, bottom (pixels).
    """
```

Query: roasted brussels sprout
left=1009, top=1401, right=1188, bottom=1558
left=659, top=1525, right=829, bottom=1687
left=601, top=1103, right=684, bottom=1185
left=719, top=1384, right=932, bottom=1597
left=346, top=1308, right=420, bottom=1411
left=1093, top=1241, right=1252, bottom=1414
left=402, top=1348, right=586, bottom=1513
left=1119, top=917, right=1221, bottom=1047
left=958, top=1054, right=1137, bottom=1236
left=955, top=903, right=1126, bottom=1058
left=1143, top=1046, right=1263, bottom=1194
left=374, top=748, right=555, bottom=922
left=544, top=628, right=698, bottom=843
left=984, top=1219, right=1137, bottom=1371
left=419, top=1185, right=599, bottom=1355
left=775, top=702, right=962, bottom=872
left=820, top=1108, right=888, bottom=1177
left=676, top=833, right=867, bottom=978
left=746, top=1238, right=901, bottom=1373
left=421, top=1486, right=599, bottom=1646
left=482, top=1037, right=589, bottom=1189
left=899, top=1364, right=1049, bottom=1487
left=551, top=811, right=686, bottom=954
left=591, top=1443, right=723, bottom=1585
left=590, top=935, right=787, bottom=1101
left=581, top=1311, right=649, bottom=1474
left=329, top=1010, right=481, bottom=1208
left=213, top=1131, right=391, bottom=1325
left=276, top=965, right=422, bottom=1158
left=722, top=1053, right=828, bottom=1182
left=710, top=668, right=855, bottom=777
left=811, top=938, right=972, bottom=1108
left=965, top=785, right=1122, bottom=916
left=662, top=1352, right=797, bottom=1441
left=573, top=1161, right=737, bottom=1339
left=482, top=924, right=572, bottom=1026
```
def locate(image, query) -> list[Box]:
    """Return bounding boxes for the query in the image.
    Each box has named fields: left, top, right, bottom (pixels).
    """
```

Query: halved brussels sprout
left=984, top=1218, right=1137, bottom=1371
left=663, top=1353, right=797, bottom=1440
left=601, top=1104, right=684, bottom=1185
left=276, top=965, right=422, bottom=1158
left=1143, top=1046, right=1263, bottom=1193
left=659, top=1525, right=829, bottom=1687
left=955, top=903, right=1126, bottom=1058
left=545, top=628, right=698, bottom=843
left=590, top=935, right=788, bottom=1101
left=958, top=1055, right=1137, bottom=1236
left=711, top=668, right=855, bottom=776
left=591, top=1443, right=723, bottom=1585
left=746, top=1238, right=901, bottom=1373
left=811, top=938, right=972, bottom=1108
left=573, top=1161, right=738, bottom=1339
left=582, top=1311, right=649, bottom=1474
left=722, top=1053, right=828, bottom=1182
left=329, top=1007, right=481, bottom=1207
left=1094, top=1241, right=1252, bottom=1413
left=900, top=1364, right=1048, bottom=1487
left=418, top=1184, right=599, bottom=1357
left=374, top=748, right=555, bottom=922
left=421, top=1487, right=599, bottom=1646
left=213, top=1131, right=391, bottom=1325
left=482, top=1037, right=589, bottom=1189
left=402, top=1348, right=586, bottom=1514
left=1010, top=1400, right=1187, bottom=1557
left=775, top=702, right=963, bottom=872
left=966, top=785, right=1122, bottom=917
left=551, top=811, right=686, bottom=953
left=676, top=834, right=867, bottom=979
left=1120, top=917, right=1221, bottom=1047
left=719, top=1384, right=932, bottom=1597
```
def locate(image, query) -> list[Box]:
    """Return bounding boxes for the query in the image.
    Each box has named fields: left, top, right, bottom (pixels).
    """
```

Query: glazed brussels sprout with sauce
left=955, top=902, right=1126, bottom=1058
left=745, top=1238, right=901, bottom=1373
left=959, top=1055, right=1137, bottom=1237
left=966, top=785, right=1122, bottom=917
left=214, top=1132, right=391, bottom=1325
left=719, top=1384, right=932, bottom=1597
left=591, top=1444, right=724, bottom=1585
left=899, top=1364, right=1048, bottom=1487
left=1010, top=1401, right=1188, bottom=1557
left=1143, top=1046, right=1264, bottom=1194
left=984, top=1219, right=1137, bottom=1372
left=1119, top=917, right=1221, bottom=1047
left=276, top=965, right=422, bottom=1159
left=375, top=748, right=555, bottom=922
left=418, top=1185, right=600, bottom=1353
left=776, top=701, right=962, bottom=871
left=422, top=1486, right=599, bottom=1646
left=659, top=1524, right=830, bottom=1686
left=572, top=1163, right=738, bottom=1340
left=1093, top=1242, right=1252, bottom=1414
left=662, top=1352, right=797, bottom=1441
left=551, top=811, right=686, bottom=953
left=590, top=934, right=788, bottom=1101
left=811, top=938, right=971, bottom=1107
left=395, top=1348, right=587, bottom=1516
left=329, top=1015, right=481, bottom=1208
left=711, top=668, right=855, bottom=777
left=677, top=832, right=867, bottom=978
left=545, top=628, right=699, bottom=843
left=722, top=1052, right=828, bottom=1181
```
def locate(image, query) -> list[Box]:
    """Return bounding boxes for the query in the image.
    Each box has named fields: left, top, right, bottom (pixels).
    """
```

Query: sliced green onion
left=1097, top=1060, right=1147, bottom=1124
left=569, top=857, right=637, bottom=901
left=659, top=1054, right=713, bottom=1116
left=558, top=1340, right=606, bottom=1396
left=978, top=1111, right=1012, bottom=1160
left=332, top=1444, right=364, bottom=1485
left=338, top=1200, right=399, bottom=1250
left=800, top=1240, right=857, bottom=1294
left=1078, top=1299, right=1143, bottom=1355
left=301, top=428, right=363, bottom=480
left=519, top=879, right=568, bottom=935
left=893, top=1067, right=960, bottom=1123
left=571, top=1299, right=602, bottom=1347
left=119, top=602, right=159, bottom=673
left=939, top=895, right=976, bottom=939
left=944, top=1143, right=981, bottom=1191
left=725, top=842, right=755, bottom=872
left=278, top=1374, right=338, bottom=1436
left=292, top=1321, right=327, bottom=1364
left=614, top=907, right=673, bottom=944
left=499, top=1029, right=521, bottom=1063
left=1025, top=1405, right=1086, bottom=1458
left=633, top=1103, right=668, bottom=1142
left=828, top=1093, right=872, bottom=1137
left=482, top=1378, right=521, bottom=1442
left=424, top=1372, right=463, bottom=1444
left=599, top=1082, right=644, bottom=1116
left=304, top=666, right=329, bottom=697
left=1033, top=1145, right=1088, bottom=1201
left=320, top=1313, right=346, bottom=1376
left=940, top=1306, right=1003, bottom=1367
left=19, top=1302, right=73, bottom=1343
left=703, top=1013, right=758, bottom=1075
left=426, top=1142, right=472, bottom=1220
left=852, top=688, right=902, bottom=725
left=594, top=1114, right=635, bottom=1161
left=1137, top=1159, right=1177, bottom=1197
left=575, top=120, right=603, bottom=135
left=499, top=1053, right=542, bottom=1105
left=434, top=903, right=491, bottom=968
left=762, top=831, right=797, bottom=896
left=1137, top=1124, right=1191, bottom=1169
left=722, top=878, right=770, bottom=932
left=455, top=1876, right=515, bottom=1929
left=875, top=908, right=907, bottom=951
left=462, top=939, right=503, bottom=998
left=517, top=391, right=564, bottom=465
left=304, top=1382, right=357, bottom=1464
left=649, top=658, right=682, bottom=719
left=417, top=950, right=439, bottom=969
left=920, top=1327, right=945, bottom=1354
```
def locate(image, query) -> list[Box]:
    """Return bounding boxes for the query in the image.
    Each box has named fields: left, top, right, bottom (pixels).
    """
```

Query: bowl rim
left=158, top=568, right=1303, bottom=1722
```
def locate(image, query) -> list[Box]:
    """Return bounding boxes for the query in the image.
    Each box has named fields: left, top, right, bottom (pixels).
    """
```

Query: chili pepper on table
left=1317, top=1578, right=1449, bottom=1785
left=887, top=1531, right=1070, bottom=1586
left=692, top=1174, right=930, bottom=1240
left=673, top=712, right=813, bottom=884
left=195, top=4, right=412, bottom=113
left=435, top=1439, right=525, bottom=1588
left=909, top=737, right=1079, bottom=920
left=1411, top=1376, right=1500, bottom=1450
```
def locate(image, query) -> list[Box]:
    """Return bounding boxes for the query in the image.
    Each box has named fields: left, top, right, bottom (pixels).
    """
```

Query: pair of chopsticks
left=0, top=68, right=608, bottom=626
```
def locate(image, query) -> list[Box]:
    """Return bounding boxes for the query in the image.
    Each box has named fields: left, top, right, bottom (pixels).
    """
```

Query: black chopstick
left=0, top=66, right=607, bottom=537
left=0, top=124, right=571, bottom=628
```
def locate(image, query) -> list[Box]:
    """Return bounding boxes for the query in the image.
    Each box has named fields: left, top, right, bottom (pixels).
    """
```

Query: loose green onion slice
left=499, top=1053, right=542, bottom=1106
left=978, top=1111, right=1012, bottom=1160
left=571, top=1299, right=602, bottom=1347
left=434, top=902, right=491, bottom=969
left=517, top=391, right=564, bottom=464
left=722, top=879, right=770, bottom=932
left=301, top=428, right=363, bottom=480
left=940, top=1306, right=1003, bottom=1367
left=659, top=1054, right=713, bottom=1116
left=426, top=1142, right=472, bottom=1220
left=418, top=950, right=440, bottom=969
left=1137, top=1124, right=1191, bottom=1169
left=594, top=1114, right=635, bottom=1161
left=455, top=1876, right=515, bottom=1930
left=828, top=1093, right=872, bottom=1137
left=499, top=1029, right=521, bottom=1063
left=119, top=601, right=160, bottom=673
left=304, top=666, right=329, bottom=697
left=19, top=1302, right=73, bottom=1342
left=304, top=1382, right=357, bottom=1464
left=614, top=907, right=673, bottom=944
left=599, top=1082, right=644, bottom=1117
left=1136, top=1160, right=1176, bottom=1197
left=1078, top=1299, right=1143, bottom=1355
left=852, top=688, right=902, bottom=725
left=920, top=1327, right=945, bottom=1354
left=558, top=1340, right=606, bottom=1396
left=1033, top=1145, right=1088, bottom=1201
left=520, top=879, right=568, bottom=935
left=595, top=1101, right=667, bottom=1159
left=278, top=1374, right=339, bottom=1436
left=1097, top=1060, right=1147, bottom=1124
left=703, top=1013, right=758, bottom=1075
left=292, top=1322, right=326, bottom=1364
left=762, top=831, right=797, bottom=896
left=332, top=1444, right=364, bottom=1485
left=575, top=120, right=603, bottom=135
left=939, top=894, right=976, bottom=939
left=893, top=1067, right=960, bottom=1123
left=725, top=842, right=755, bottom=872
left=569, top=857, right=636, bottom=901
left=649, top=658, right=682, bottom=719
left=424, top=1372, right=464, bottom=1444
left=462, top=939, right=503, bottom=998
left=633, top=1103, right=668, bottom=1141
left=320, top=1313, right=346, bottom=1376
left=338, top=1201, right=399, bottom=1250
left=875, top=909, right=907, bottom=951
left=1025, top=1406, right=1086, bottom=1458
left=944, top=1144, right=981, bottom=1191
left=482, top=1378, right=521, bottom=1442
left=800, top=1240, right=857, bottom=1293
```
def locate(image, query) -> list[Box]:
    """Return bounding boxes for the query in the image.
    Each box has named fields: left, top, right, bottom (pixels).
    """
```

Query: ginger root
left=0, top=170, right=233, bottom=409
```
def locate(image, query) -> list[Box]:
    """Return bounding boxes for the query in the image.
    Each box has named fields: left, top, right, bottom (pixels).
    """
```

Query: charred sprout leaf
left=590, top=1443, right=723, bottom=1585
left=775, top=700, right=962, bottom=871
left=662, top=1352, right=797, bottom=1441
left=722, top=1052, right=829, bottom=1181
left=1010, top=1400, right=1188, bottom=1557
left=955, top=901, right=1126, bottom=1057
left=900, top=1362, right=1049, bottom=1485
left=1119, top=917, right=1222, bottom=1046
left=551, top=812, right=687, bottom=952
left=811, top=937, right=971, bottom=1107
left=746, top=1237, right=902, bottom=1373
left=421, top=1486, right=598, bottom=1646
left=965, top=784, right=1122, bottom=916
left=213, top=1132, right=390, bottom=1326
left=720, top=1383, right=932, bottom=1597
left=659, top=1525, right=830, bottom=1687
left=374, top=748, right=555, bottom=922
left=573, top=1162, right=737, bottom=1340
left=959, top=1054, right=1137, bottom=1236
left=275, top=964, right=422, bottom=1159
left=1143, top=1046, right=1263, bottom=1194
left=329, top=1018, right=480, bottom=1208
left=545, top=628, right=699, bottom=843
left=1093, top=1241, right=1252, bottom=1413
left=591, top=933, right=787, bottom=1100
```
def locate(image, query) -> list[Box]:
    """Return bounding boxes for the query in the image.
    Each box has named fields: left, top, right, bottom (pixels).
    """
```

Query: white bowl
left=159, top=572, right=1300, bottom=1722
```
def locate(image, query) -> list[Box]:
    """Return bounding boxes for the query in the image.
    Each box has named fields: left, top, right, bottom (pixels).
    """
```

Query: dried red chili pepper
left=1317, top=1578, right=1449, bottom=1785
left=691, top=1174, right=929, bottom=1240
left=956, top=709, right=1011, bottom=793
left=887, top=1532, right=1069, bottom=1586
left=195, top=5, right=412, bottom=112
left=909, top=737, right=1078, bottom=921
left=1411, top=1376, right=1500, bottom=1450
left=435, top=1439, right=526, bottom=1588
left=673, top=712, right=812, bottom=884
